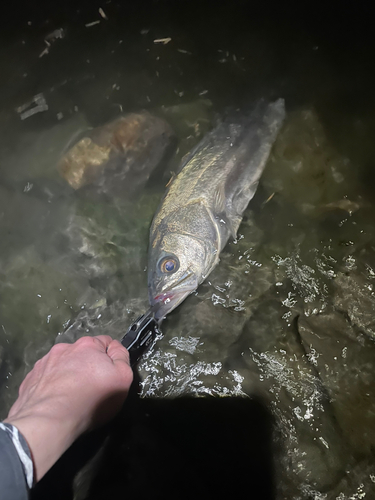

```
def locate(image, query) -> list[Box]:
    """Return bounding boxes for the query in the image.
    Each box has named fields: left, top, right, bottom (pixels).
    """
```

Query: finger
left=90, top=335, right=114, bottom=352
left=106, top=340, right=131, bottom=366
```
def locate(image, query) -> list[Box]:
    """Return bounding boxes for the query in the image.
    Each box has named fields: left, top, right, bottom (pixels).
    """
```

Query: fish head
left=148, top=232, right=210, bottom=319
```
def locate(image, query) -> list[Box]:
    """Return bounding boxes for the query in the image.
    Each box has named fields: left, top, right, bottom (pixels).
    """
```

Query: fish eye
left=159, top=255, right=179, bottom=274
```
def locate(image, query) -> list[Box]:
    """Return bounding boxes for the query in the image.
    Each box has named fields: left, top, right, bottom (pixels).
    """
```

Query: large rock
left=58, top=111, right=175, bottom=195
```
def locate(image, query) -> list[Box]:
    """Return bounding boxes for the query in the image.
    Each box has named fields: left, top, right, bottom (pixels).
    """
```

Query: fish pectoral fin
left=232, top=181, right=259, bottom=215
left=214, top=183, right=246, bottom=239
left=228, top=213, right=242, bottom=239
left=223, top=181, right=259, bottom=239
left=215, top=210, right=242, bottom=239
left=213, top=184, right=227, bottom=214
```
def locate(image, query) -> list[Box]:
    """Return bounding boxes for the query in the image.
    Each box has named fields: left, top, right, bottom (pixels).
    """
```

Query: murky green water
left=1, top=1, right=375, bottom=499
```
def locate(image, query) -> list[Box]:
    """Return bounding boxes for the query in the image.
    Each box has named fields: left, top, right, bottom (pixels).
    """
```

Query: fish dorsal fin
left=176, top=133, right=213, bottom=174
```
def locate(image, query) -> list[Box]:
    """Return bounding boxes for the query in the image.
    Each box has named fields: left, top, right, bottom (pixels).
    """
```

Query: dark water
left=1, top=1, right=375, bottom=499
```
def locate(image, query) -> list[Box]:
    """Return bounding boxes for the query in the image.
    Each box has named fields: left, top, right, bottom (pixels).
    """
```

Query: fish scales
left=148, top=99, right=285, bottom=319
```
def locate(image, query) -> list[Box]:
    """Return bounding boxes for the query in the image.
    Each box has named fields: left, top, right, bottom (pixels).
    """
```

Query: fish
left=148, top=99, right=286, bottom=320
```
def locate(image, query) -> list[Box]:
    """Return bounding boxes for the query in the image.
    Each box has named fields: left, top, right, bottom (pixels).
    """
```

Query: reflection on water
left=1, top=1, right=375, bottom=498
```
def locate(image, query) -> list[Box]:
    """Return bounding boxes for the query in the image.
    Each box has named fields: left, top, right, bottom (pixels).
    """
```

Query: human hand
left=5, top=336, right=133, bottom=482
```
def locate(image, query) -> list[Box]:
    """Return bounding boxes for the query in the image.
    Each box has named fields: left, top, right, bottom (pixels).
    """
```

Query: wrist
left=5, top=403, right=83, bottom=481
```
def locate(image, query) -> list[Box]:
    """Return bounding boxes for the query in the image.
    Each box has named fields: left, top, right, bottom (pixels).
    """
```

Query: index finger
left=90, top=335, right=114, bottom=351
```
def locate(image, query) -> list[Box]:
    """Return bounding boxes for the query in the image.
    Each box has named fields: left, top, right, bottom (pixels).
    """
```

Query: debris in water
left=262, top=192, right=276, bottom=206
left=16, top=94, right=48, bottom=120
left=320, top=199, right=362, bottom=215
left=177, top=49, right=192, bottom=54
left=45, top=28, right=65, bottom=42
left=154, top=37, right=172, bottom=45
left=165, top=173, right=175, bottom=188
left=39, top=47, right=49, bottom=58
left=98, top=7, right=108, bottom=20
left=85, top=20, right=100, bottom=27
left=112, top=103, right=123, bottom=112
left=199, top=90, right=208, bottom=96
left=39, top=28, right=65, bottom=57
left=140, top=29, right=149, bottom=35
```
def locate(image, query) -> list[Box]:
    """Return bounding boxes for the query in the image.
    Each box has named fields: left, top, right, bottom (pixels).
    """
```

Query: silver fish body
left=148, top=99, right=285, bottom=319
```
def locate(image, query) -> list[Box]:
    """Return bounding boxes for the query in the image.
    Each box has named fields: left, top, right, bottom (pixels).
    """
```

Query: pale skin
left=4, top=335, right=133, bottom=483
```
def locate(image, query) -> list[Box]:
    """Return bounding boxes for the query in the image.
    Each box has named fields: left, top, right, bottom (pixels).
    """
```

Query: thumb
left=106, top=340, right=131, bottom=367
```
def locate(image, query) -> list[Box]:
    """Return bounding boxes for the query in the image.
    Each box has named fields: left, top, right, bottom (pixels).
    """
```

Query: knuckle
left=75, top=336, right=95, bottom=347
left=50, top=342, right=68, bottom=355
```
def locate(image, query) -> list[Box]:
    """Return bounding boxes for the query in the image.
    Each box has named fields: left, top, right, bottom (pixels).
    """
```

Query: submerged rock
left=327, top=458, right=375, bottom=500
left=156, top=99, right=214, bottom=168
left=298, top=310, right=375, bottom=457
left=58, top=111, right=175, bottom=195
left=0, top=184, right=72, bottom=261
left=262, top=108, right=359, bottom=215
left=156, top=98, right=213, bottom=139
left=0, top=113, right=90, bottom=185
left=226, top=299, right=351, bottom=496
left=333, top=245, right=375, bottom=340
left=0, top=245, right=104, bottom=416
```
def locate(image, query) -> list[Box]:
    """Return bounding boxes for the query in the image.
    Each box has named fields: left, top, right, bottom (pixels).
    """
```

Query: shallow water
left=1, top=1, right=375, bottom=499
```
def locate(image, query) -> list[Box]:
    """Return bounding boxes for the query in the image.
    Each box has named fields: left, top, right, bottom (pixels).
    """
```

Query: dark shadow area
left=31, top=385, right=275, bottom=500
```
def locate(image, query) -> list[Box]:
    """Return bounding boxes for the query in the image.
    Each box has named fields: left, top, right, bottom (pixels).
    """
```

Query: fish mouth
left=150, top=271, right=198, bottom=319
left=151, top=289, right=193, bottom=320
